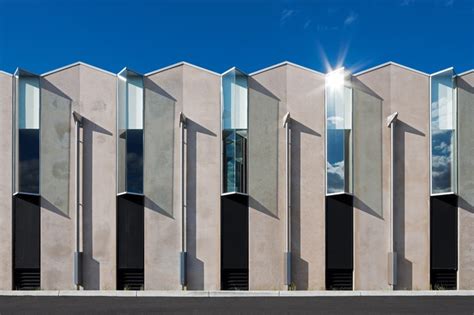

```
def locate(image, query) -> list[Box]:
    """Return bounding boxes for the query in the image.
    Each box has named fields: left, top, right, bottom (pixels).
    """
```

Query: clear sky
left=0, top=0, right=473, bottom=75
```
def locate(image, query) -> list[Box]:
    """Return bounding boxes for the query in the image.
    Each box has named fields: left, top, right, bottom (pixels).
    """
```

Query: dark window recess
left=326, top=194, right=353, bottom=290
left=221, top=194, right=248, bottom=290
left=326, top=269, right=352, bottom=290
left=117, top=194, right=144, bottom=290
left=430, top=195, right=457, bottom=290
left=431, top=269, right=457, bottom=290
left=13, top=194, right=40, bottom=290
left=18, top=129, right=40, bottom=194
left=117, top=269, right=144, bottom=291
left=126, top=130, right=143, bottom=194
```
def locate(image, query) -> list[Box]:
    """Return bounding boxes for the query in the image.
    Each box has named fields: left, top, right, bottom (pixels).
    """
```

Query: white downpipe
left=386, top=112, right=398, bottom=289
left=179, top=112, right=187, bottom=290
left=73, top=111, right=83, bottom=290
left=282, top=112, right=291, bottom=288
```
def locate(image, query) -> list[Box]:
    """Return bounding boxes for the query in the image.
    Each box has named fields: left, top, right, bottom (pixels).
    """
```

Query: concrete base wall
left=0, top=73, right=12, bottom=290
left=79, top=65, right=117, bottom=290
left=40, top=66, right=79, bottom=290
left=286, top=65, right=326, bottom=290
left=457, top=72, right=474, bottom=290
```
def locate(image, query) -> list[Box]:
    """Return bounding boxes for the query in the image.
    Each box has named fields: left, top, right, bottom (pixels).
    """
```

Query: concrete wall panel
left=40, top=66, right=78, bottom=289
left=0, top=73, right=12, bottom=289
left=286, top=65, right=326, bottom=290
left=248, top=66, right=284, bottom=290
left=79, top=65, right=117, bottom=290
left=391, top=65, right=430, bottom=290
left=182, top=65, right=221, bottom=290
left=457, top=72, right=474, bottom=289
left=144, top=66, right=182, bottom=290
left=353, top=67, right=390, bottom=290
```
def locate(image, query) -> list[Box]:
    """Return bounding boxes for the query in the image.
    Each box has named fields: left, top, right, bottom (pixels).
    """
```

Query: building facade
left=0, top=61, right=473, bottom=291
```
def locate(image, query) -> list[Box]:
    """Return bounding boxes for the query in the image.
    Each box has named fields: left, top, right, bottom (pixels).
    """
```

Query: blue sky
left=0, top=0, right=473, bottom=75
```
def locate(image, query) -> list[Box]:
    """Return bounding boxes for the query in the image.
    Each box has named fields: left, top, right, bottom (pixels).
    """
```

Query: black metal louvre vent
left=222, top=269, right=249, bottom=290
left=14, top=268, right=40, bottom=290
left=326, top=269, right=353, bottom=290
left=431, top=269, right=457, bottom=290
left=117, top=269, right=144, bottom=290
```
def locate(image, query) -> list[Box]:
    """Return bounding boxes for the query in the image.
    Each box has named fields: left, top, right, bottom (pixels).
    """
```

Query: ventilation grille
left=432, top=269, right=457, bottom=290
left=222, top=269, right=248, bottom=290
left=14, top=268, right=40, bottom=290
left=326, top=269, right=352, bottom=290
left=118, top=269, right=144, bottom=290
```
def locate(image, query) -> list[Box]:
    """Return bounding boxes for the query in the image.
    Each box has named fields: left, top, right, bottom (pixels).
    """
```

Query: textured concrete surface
left=286, top=64, right=326, bottom=290
left=40, top=66, right=78, bottom=290
left=248, top=65, right=284, bottom=290
left=353, top=65, right=391, bottom=290
left=144, top=65, right=182, bottom=290
left=391, top=65, right=430, bottom=290
left=79, top=65, right=117, bottom=290
left=0, top=72, right=12, bottom=290
left=457, top=71, right=474, bottom=289
left=182, top=64, right=221, bottom=290
left=144, top=64, right=221, bottom=290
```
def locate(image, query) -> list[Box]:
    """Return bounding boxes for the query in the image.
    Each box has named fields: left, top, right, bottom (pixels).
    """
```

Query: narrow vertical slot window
left=430, top=68, right=456, bottom=195
left=116, top=69, right=144, bottom=290
left=326, top=68, right=352, bottom=195
left=221, top=68, right=249, bottom=290
left=222, top=69, right=248, bottom=194
left=14, top=71, right=40, bottom=194
left=117, top=69, right=144, bottom=195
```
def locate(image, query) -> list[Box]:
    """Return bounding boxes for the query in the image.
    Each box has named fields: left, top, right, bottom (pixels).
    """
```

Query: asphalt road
left=0, top=296, right=473, bottom=314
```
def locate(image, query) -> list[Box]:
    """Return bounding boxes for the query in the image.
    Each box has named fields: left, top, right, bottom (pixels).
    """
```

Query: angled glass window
left=430, top=68, right=456, bottom=195
left=222, top=69, right=248, bottom=194
left=14, top=70, right=40, bottom=195
left=326, top=68, right=353, bottom=195
left=117, top=69, right=144, bottom=195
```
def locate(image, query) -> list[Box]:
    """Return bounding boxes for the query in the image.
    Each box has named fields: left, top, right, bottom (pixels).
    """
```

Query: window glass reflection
left=326, top=69, right=352, bottom=195
left=117, top=70, right=144, bottom=194
left=17, top=75, right=40, bottom=194
left=222, top=70, right=248, bottom=194
left=431, top=69, right=456, bottom=194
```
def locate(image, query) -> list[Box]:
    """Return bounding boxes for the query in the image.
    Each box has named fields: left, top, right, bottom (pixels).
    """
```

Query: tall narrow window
left=326, top=68, right=352, bottom=195
left=221, top=68, right=249, bottom=290
left=430, top=68, right=456, bottom=195
left=117, top=69, right=144, bottom=290
left=222, top=69, right=248, bottom=194
left=13, top=69, right=41, bottom=290
left=118, top=69, right=144, bottom=195
left=325, top=68, right=353, bottom=290
left=14, top=71, right=40, bottom=195
left=430, top=68, right=458, bottom=290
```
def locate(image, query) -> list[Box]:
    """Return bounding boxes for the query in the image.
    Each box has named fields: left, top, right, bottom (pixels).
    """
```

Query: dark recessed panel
left=431, top=195, right=457, bottom=270
left=221, top=194, right=248, bottom=290
left=326, top=194, right=353, bottom=270
left=117, top=194, right=144, bottom=270
left=18, top=129, right=40, bottom=194
left=13, top=194, right=40, bottom=270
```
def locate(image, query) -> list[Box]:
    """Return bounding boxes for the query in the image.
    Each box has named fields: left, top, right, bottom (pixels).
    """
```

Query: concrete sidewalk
left=0, top=290, right=473, bottom=297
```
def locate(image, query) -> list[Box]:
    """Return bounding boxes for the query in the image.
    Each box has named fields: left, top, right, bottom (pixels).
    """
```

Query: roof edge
left=41, top=61, right=116, bottom=77
left=354, top=61, right=429, bottom=77
left=458, top=69, right=474, bottom=77
left=249, top=61, right=324, bottom=76
left=222, top=66, right=248, bottom=76
left=145, top=61, right=220, bottom=77
left=0, top=70, right=12, bottom=76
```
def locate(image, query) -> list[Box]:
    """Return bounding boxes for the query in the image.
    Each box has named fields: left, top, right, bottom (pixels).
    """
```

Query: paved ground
left=0, top=296, right=473, bottom=314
